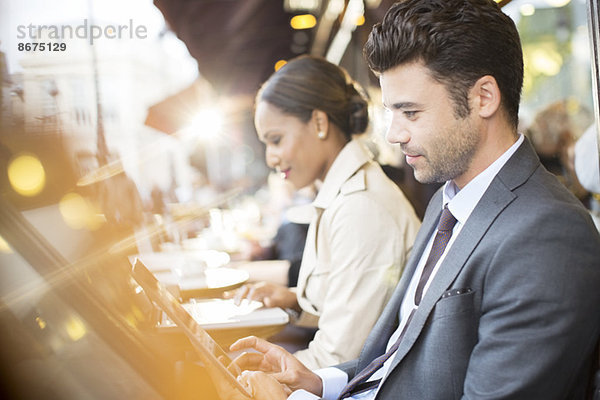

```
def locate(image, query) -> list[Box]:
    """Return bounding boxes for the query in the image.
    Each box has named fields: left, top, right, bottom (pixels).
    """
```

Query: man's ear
left=473, top=75, right=501, bottom=119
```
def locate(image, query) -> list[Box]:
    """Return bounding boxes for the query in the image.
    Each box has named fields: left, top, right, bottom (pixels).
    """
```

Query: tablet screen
left=131, top=258, right=251, bottom=396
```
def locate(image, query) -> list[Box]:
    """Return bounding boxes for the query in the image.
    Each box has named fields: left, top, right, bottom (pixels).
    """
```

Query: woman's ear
left=473, top=75, right=501, bottom=119
left=312, top=109, right=329, bottom=140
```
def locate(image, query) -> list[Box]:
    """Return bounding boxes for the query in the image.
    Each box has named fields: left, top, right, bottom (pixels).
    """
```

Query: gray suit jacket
left=339, top=138, right=600, bottom=399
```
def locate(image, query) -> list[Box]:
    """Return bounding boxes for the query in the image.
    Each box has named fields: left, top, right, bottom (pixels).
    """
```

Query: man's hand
left=227, top=282, right=299, bottom=310
left=209, top=369, right=288, bottom=400
left=239, top=371, right=290, bottom=400
left=229, top=336, right=323, bottom=396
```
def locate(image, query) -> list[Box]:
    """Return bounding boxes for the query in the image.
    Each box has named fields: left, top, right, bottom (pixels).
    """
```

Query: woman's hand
left=228, top=282, right=299, bottom=310
left=229, top=336, right=323, bottom=396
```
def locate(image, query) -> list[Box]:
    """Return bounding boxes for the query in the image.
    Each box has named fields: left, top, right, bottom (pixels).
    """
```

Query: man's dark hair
left=364, top=0, right=523, bottom=128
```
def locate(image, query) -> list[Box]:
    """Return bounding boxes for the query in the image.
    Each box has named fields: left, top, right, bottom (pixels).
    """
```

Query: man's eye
left=404, top=111, right=417, bottom=118
left=270, top=137, right=281, bottom=145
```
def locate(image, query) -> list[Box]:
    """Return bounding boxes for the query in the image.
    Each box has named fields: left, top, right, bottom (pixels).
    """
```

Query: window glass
left=505, top=0, right=598, bottom=205
left=0, top=241, right=162, bottom=399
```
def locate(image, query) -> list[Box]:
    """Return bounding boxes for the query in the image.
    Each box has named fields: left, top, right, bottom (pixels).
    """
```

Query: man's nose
left=386, top=119, right=410, bottom=145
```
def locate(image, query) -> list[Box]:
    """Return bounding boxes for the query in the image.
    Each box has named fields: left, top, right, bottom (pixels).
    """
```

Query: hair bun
left=347, top=83, right=369, bottom=134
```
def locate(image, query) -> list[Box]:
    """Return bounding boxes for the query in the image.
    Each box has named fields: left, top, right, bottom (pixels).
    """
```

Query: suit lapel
left=386, top=138, right=539, bottom=373
left=388, top=184, right=516, bottom=370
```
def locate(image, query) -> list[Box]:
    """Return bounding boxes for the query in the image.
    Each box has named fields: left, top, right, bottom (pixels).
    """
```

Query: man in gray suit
left=217, top=0, right=600, bottom=398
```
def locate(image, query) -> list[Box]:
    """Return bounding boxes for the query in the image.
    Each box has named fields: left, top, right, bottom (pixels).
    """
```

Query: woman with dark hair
left=233, top=55, right=420, bottom=369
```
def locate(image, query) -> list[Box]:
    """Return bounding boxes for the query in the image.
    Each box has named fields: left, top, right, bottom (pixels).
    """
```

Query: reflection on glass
left=504, top=0, right=593, bottom=122
left=505, top=0, right=597, bottom=216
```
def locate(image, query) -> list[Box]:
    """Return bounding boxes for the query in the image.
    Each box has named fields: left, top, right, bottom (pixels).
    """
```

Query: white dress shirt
left=288, top=134, right=524, bottom=400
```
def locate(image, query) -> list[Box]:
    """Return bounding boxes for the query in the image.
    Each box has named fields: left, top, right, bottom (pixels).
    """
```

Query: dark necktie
left=337, top=206, right=457, bottom=399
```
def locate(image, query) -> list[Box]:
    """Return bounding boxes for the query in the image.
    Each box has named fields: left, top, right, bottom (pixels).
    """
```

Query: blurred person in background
left=574, top=124, right=600, bottom=194
left=243, top=173, right=315, bottom=288
left=574, top=123, right=600, bottom=229
left=527, top=100, right=593, bottom=201
left=230, top=55, right=420, bottom=369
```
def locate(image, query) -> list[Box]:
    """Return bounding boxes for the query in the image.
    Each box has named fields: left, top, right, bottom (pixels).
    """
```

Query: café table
left=131, top=251, right=291, bottom=347
left=133, top=250, right=248, bottom=300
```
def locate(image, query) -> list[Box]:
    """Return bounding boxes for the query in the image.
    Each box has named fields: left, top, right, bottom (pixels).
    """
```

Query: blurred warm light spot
left=290, top=14, right=317, bottom=30
left=274, top=59, right=287, bottom=71
left=531, top=48, right=562, bottom=76
left=0, top=235, right=12, bottom=254
left=8, top=153, right=46, bottom=197
left=186, top=108, right=224, bottom=140
left=65, top=317, right=86, bottom=341
left=153, top=213, right=164, bottom=225
left=132, top=305, right=145, bottom=320
left=287, top=0, right=320, bottom=10
left=36, top=316, right=47, bottom=330
left=565, top=97, right=583, bottom=115
left=59, top=192, right=104, bottom=230
left=124, top=313, right=138, bottom=328
left=355, top=15, right=365, bottom=26
left=546, top=0, right=571, bottom=7
left=520, top=4, right=535, bottom=16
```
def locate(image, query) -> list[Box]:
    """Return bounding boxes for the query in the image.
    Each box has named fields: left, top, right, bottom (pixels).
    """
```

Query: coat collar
left=312, top=140, right=373, bottom=210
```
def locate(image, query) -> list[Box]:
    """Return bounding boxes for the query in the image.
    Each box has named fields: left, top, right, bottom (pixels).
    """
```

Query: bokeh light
left=59, top=192, right=104, bottom=230
left=531, top=48, right=563, bottom=76
left=65, top=317, right=87, bottom=341
left=7, top=153, right=46, bottom=197
left=0, top=235, right=13, bottom=254
left=520, top=4, right=535, bottom=16
left=546, top=0, right=571, bottom=7
left=290, top=14, right=317, bottom=30
left=185, top=108, right=224, bottom=141
left=274, top=59, right=287, bottom=71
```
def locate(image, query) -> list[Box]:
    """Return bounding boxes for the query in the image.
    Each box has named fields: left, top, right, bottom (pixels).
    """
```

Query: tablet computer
left=131, top=258, right=251, bottom=397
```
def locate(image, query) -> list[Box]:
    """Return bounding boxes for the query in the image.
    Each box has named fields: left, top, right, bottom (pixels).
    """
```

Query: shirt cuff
left=314, top=367, right=348, bottom=400
left=288, top=389, right=322, bottom=400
